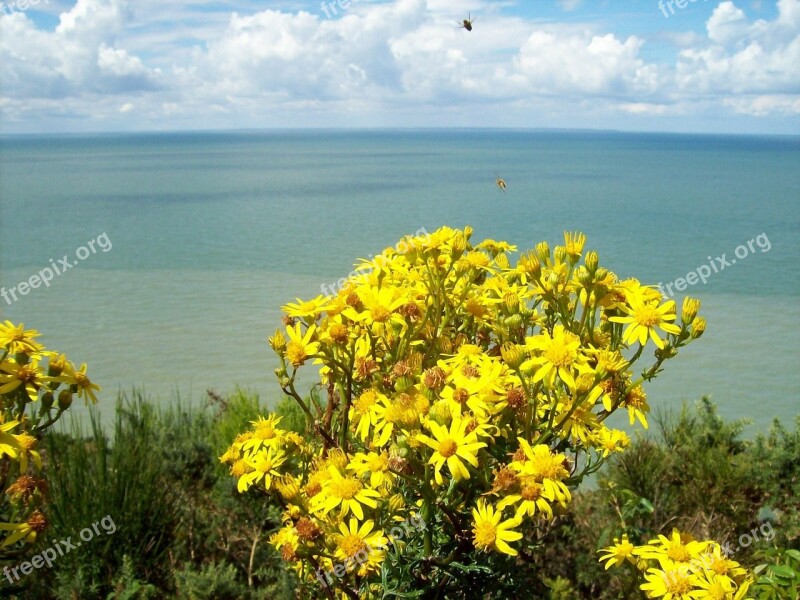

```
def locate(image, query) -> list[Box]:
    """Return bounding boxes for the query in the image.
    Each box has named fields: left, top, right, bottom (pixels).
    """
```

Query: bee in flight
left=459, top=13, right=474, bottom=31
left=495, top=176, right=507, bottom=192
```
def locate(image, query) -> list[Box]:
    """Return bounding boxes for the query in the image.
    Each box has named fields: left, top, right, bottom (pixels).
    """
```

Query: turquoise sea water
left=0, top=130, right=798, bottom=431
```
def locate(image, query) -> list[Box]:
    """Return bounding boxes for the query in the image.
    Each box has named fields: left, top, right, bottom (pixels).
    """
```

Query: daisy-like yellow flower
left=563, top=231, right=586, bottom=261
left=343, top=285, right=406, bottom=325
left=237, top=447, right=286, bottom=493
left=285, top=323, right=320, bottom=367
left=282, top=295, right=330, bottom=318
left=0, top=321, right=42, bottom=353
left=591, top=427, right=631, bottom=458
left=640, top=560, right=698, bottom=599
left=241, top=414, right=285, bottom=453
left=56, top=362, right=101, bottom=404
left=471, top=500, right=523, bottom=556
left=312, top=466, right=381, bottom=520
left=634, top=529, right=709, bottom=568
left=523, top=325, right=593, bottom=390
left=509, top=439, right=572, bottom=506
left=610, top=295, right=681, bottom=350
left=0, top=510, right=47, bottom=547
left=371, top=391, right=428, bottom=447
left=622, top=385, right=650, bottom=429
left=0, top=357, right=46, bottom=401
left=416, top=416, right=486, bottom=485
left=347, top=452, right=395, bottom=490
left=598, top=534, right=636, bottom=570
left=333, top=518, right=388, bottom=576
left=348, top=389, right=384, bottom=442
left=496, top=476, right=554, bottom=520
left=269, top=525, right=300, bottom=563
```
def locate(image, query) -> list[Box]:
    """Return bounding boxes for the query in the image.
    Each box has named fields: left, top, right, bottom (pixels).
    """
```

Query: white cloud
left=1, top=0, right=798, bottom=132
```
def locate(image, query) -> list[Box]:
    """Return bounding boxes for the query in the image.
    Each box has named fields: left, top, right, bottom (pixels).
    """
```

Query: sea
left=0, top=130, right=798, bottom=434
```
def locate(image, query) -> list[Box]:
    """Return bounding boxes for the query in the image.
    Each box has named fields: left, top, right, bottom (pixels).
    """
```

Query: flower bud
left=554, top=246, right=567, bottom=265
left=576, top=266, right=593, bottom=287
left=504, top=314, right=523, bottom=329
left=269, top=330, right=287, bottom=353
left=691, top=316, right=706, bottom=339
left=495, top=253, right=510, bottom=270
left=58, top=390, right=73, bottom=411
left=535, top=241, right=550, bottom=263
left=595, top=267, right=609, bottom=281
left=519, top=252, right=541, bottom=278
left=681, top=297, right=701, bottom=324
left=500, top=343, right=526, bottom=369
left=451, top=232, right=467, bottom=256
left=40, top=391, right=54, bottom=411
left=585, top=250, right=599, bottom=273
left=503, top=292, right=519, bottom=312
left=463, top=226, right=473, bottom=241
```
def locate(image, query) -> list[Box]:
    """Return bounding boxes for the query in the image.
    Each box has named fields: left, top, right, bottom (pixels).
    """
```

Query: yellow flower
left=242, top=414, right=285, bottom=453
left=312, top=466, right=381, bottom=520
left=591, top=427, right=631, bottom=457
left=640, top=560, right=698, bottom=599
left=416, top=416, right=486, bottom=485
left=347, top=452, right=395, bottom=490
left=634, top=529, right=709, bottom=567
left=610, top=296, right=681, bottom=350
left=0, top=321, right=42, bottom=354
left=563, top=231, right=586, bottom=260
left=282, top=295, right=330, bottom=318
left=333, top=518, right=388, bottom=576
left=496, top=476, right=554, bottom=521
left=523, top=325, right=593, bottom=390
left=285, top=323, right=320, bottom=367
left=599, top=534, right=636, bottom=569
left=237, top=447, right=286, bottom=493
left=471, top=500, right=523, bottom=556
left=509, top=439, right=571, bottom=506
left=0, top=357, right=46, bottom=401
left=622, top=385, right=650, bottom=429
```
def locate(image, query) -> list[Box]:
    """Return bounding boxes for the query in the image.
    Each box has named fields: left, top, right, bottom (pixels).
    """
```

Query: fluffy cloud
left=0, top=0, right=798, bottom=131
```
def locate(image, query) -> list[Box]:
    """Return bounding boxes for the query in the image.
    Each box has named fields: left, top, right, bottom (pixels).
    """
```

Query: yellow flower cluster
left=226, top=226, right=705, bottom=598
left=600, top=530, right=754, bottom=599
left=0, top=321, right=100, bottom=553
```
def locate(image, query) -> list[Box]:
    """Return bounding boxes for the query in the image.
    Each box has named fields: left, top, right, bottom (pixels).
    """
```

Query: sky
left=0, top=0, right=798, bottom=134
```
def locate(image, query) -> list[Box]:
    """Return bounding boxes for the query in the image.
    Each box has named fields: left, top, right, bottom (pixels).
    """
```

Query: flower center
left=331, top=477, right=362, bottom=500
left=663, top=569, right=693, bottom=594
left=545, top=344, right=574, bottom=368
left=474, top=522, right=497, bottom=549
left=634, top=305, right=661, bottom=327
left=340, top=534, right=368, bottom=558
left=438, top=439, right=458, bottom=458
left=286, top=342, right=307, bottom=365
left=520, top=483, right=542, bottom=501
left=666, top=543, right=691, bottom=563
left=355, top=391, right=376, bottom=415
left=371, top=305, right=391, bottom=322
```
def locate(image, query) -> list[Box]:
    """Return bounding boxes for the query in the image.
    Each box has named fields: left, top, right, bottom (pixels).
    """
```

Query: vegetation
left=1, top=228, right=796, bottom=598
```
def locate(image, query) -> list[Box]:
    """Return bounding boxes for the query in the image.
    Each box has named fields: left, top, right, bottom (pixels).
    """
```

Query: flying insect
left=459, top=13, right=474, bottom=31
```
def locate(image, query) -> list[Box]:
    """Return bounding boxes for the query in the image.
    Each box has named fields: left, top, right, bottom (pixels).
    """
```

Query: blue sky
left=1, top=0, right=798, bottom=134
